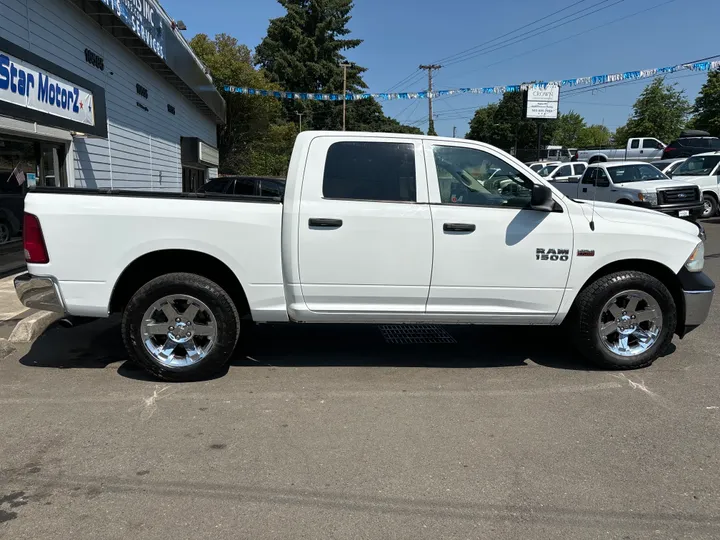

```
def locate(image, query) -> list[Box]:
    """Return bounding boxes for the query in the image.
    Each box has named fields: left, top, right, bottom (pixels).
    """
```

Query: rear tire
left=701, top=194, right=717, bottom=218
left=573, top=271, right=676, bottom=370
left=122, top=272, right=240, bottom=382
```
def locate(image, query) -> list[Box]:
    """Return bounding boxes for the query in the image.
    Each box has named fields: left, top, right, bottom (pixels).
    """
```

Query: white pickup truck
left=666, top=152, right=720, bottom=218
left=15, top=132, right=714, bottom=381
left=552, top=162, right=705, bottom=220
left=575, top=137, right=666, bottom=164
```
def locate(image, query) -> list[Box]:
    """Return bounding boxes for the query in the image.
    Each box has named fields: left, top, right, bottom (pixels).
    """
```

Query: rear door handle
left=443, top=223, right=476, bottom=233
left=309, top=218, right=343, bottom=228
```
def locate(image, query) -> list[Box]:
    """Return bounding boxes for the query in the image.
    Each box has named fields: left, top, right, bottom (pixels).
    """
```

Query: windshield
left=537, top=164, right=559, bottom=177
left=606, top=164, right=667, bottom=183
left=673, top=155, right=720, bottom=176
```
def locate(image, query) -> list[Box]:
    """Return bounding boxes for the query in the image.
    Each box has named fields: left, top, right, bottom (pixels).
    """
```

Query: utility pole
left=340, top=62, right=352, bottom=131
left=453, top=126, right=457, bottom=138
left=419, top=64, right=441, bottom=136
left=296, top=111, right=304, bottom=132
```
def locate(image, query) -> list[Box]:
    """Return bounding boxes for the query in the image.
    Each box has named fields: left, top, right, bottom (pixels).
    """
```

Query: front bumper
left=677, top=269, right=715, bottom=337
left=14, top=273, right=66, bottom=313
left=635, top=201, right=704, bottom=220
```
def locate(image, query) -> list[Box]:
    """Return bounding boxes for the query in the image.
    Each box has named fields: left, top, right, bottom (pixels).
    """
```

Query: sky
left=162, top=0, right=720, bottom=139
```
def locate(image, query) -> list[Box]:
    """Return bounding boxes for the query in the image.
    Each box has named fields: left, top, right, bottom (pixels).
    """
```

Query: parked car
left=15, top=132, right=713, bottom=381
left=574, top=138, right=665, bottom=164
left=651, top=158, right=687, bottom=176
left=537, top=162, right=588, bottom=182
left=662, top=130, right=720, bottom=160
left=668, top=152, right=720, bottom=218
left=552, top=162, right=704, bottom=220
left=197, top=176, right=286, bottom=198
left=527, top=161, right=561, bottom=172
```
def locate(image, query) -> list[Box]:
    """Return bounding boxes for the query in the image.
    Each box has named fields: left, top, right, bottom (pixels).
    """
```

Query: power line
left=471, top=0, right=679, bottom=76
left=431, top=0, right=597, bottom=66
left=388, top=0, right=601, bottom=94
left=441, top=0, right=624, bottom=70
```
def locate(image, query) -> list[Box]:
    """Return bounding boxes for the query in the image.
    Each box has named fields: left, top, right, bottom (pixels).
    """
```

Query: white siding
left=0, top=0, right=218, bottom=191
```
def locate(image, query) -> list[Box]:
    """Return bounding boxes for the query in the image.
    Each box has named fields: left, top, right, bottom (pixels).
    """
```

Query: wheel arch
left=109, top=250, right=250, bottom=319
left=569, top=258, right=685, bottom=336
left=703, top=190, right=719, bottom=203
left=588, top=155, right=607, bottom=164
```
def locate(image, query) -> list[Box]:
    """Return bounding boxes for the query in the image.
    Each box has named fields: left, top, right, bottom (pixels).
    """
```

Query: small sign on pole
left=524, top=86, right=560, bottom=119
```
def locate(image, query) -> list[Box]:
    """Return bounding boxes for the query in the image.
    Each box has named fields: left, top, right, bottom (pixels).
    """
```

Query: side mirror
left=530, top=184, right=554, bottom=212
left=596, top=178, right=610, bottom=188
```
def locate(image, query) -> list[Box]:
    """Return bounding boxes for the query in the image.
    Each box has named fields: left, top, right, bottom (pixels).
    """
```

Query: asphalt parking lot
left=2, top=221, right=720, bottom=539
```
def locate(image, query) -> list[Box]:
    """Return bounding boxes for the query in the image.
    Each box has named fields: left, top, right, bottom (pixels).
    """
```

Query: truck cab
left=576, top=138, right=666, bottom=164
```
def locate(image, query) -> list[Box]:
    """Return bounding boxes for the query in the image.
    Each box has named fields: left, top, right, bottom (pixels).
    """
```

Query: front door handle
left=309, top=218, right=343, bottom=228
left=443, top=223, right=476, bottom=233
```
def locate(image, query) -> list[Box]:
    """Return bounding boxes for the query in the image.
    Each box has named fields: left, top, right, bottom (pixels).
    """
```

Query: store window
left=182, top=166, right=206, bottom=193
left=0, top=134, right=68, bottom=276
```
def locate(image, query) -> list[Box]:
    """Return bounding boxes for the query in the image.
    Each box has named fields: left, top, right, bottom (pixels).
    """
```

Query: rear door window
left=554, top=165, right=572, bottom=177
left=233, top=178, right=257, bottom=196
left=323, top=142, right=416, bottom=202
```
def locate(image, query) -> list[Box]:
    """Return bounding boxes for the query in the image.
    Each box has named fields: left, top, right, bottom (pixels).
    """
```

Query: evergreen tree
left=255, top=0, right=418, bottom=133
left=690, top=70, right=720, bottom=137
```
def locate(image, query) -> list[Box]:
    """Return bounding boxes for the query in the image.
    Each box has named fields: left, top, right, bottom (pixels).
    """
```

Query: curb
left=9, top=311, right=62, bottom=343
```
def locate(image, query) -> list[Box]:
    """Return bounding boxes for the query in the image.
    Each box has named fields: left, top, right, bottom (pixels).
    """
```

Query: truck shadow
left=17, top=318, right=676, bottom=381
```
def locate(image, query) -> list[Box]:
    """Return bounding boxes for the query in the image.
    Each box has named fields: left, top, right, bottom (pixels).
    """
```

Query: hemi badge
left=577, top=249, right=595, bottom=257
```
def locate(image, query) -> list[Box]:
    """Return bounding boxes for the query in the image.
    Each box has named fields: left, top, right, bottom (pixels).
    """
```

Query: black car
left=197, top=176, right=286, bottom=198
left=662, top=130, right=720, bottom=159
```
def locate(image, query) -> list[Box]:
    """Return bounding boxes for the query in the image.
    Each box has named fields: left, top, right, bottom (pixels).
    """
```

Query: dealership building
left=1, top=0, right=224, bottom=197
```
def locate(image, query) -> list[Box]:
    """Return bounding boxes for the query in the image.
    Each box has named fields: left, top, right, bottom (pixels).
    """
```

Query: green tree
left=690, top=70, right=720, bottom=137
left=465, top=92, right=556, bottom=151
left=190, top=33, right=295, bottom=176
left=552, top=112, right=586, bottom=147
left=614, top=78, right=690, bottom=144
left=577, top=124, right=612, bottom=148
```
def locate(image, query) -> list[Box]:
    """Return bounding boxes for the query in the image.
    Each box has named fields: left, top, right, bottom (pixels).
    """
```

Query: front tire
left=122, top=272, right=240, bottom=381
left=701, top=194, right=717, bottom=218
left=573, top=271, right=676, bottom=370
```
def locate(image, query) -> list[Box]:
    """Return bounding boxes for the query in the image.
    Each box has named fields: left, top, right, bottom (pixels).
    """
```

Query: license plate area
left=679, top=210, right=690, bottom=217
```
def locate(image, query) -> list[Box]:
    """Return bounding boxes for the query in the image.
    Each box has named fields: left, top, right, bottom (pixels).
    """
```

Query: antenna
left=589, top=167, right=598, bottom=231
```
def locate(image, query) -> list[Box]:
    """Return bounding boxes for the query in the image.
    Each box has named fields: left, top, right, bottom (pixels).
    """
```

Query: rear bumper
left=14, top=273, right=66, bottom=313
left=677, top=269, right=715, bottom=337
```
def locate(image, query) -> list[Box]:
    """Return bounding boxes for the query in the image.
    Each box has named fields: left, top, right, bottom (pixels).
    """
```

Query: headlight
left=638, top=191, right=658, bottom=206
left=685, top=241, right=705, bottom=273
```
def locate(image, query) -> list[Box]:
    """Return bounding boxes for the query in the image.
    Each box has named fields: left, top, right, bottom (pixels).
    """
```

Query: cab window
left=433, top=146, right=533, bottom=209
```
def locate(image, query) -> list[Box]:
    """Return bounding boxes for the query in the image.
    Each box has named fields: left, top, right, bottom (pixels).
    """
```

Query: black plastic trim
left=677, top=268, right=715, bottom=292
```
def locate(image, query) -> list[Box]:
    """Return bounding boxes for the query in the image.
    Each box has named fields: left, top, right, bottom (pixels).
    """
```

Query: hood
left=614, top=179, right=694, bottom=191
left=579, top=200, right=700, bottom=237
left=670, top=175, right=716, bottom=187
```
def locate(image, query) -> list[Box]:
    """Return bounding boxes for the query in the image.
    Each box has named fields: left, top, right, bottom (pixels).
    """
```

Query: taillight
left=23, top=213, right=49, bottom=264
left=665, top=147, right=675, bottom=154
left=574, top=151, right=579, bottom=160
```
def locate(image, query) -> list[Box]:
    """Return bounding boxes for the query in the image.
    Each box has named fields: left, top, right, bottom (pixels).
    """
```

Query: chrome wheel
left=598, top=290, right=663, bottom=357
left=141, top=294, right=217, bottom=367
left=703, top=198, right=714, bottom=218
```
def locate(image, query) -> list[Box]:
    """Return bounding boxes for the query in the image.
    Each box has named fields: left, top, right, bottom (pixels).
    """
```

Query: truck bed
left=23, top=187, right=286, bottom=320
